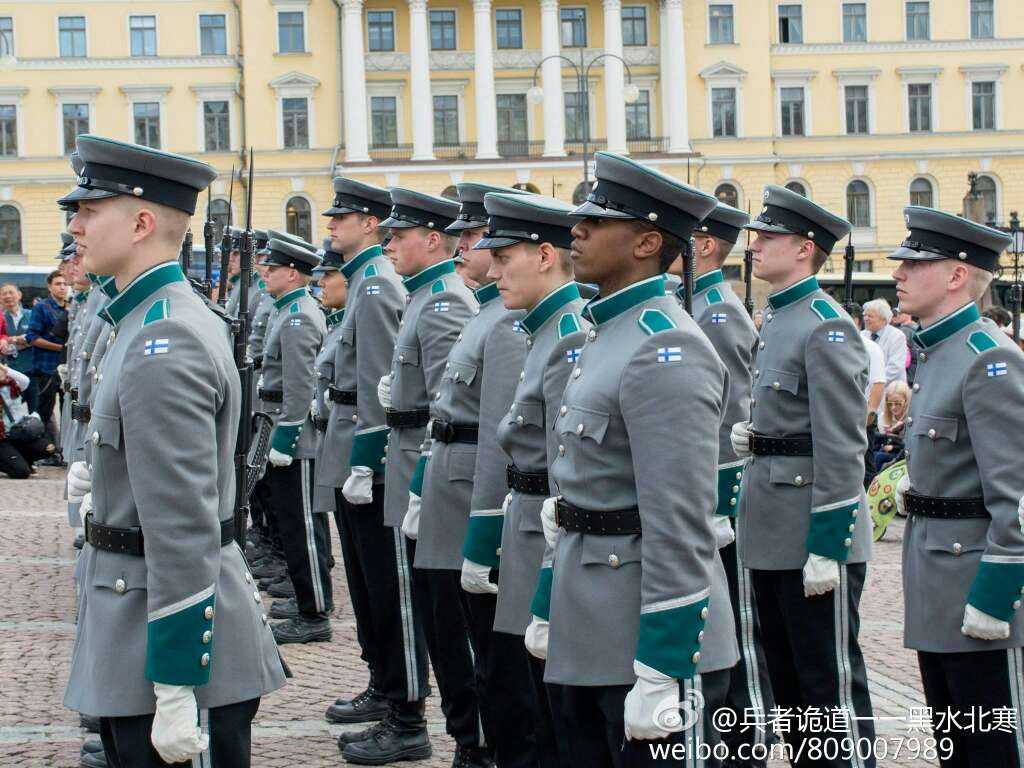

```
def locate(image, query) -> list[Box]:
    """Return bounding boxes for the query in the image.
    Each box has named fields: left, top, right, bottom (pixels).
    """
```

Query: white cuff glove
left=502, top=492, right=512, bottom=515
left=895, top=472, right=910, bottom=518
left=323, top=395, right=334, bottom=412
left=151, top=684, right=208, bottom=765
left=268, top=448, right=293, bottom=467
left=624, top=661, right=687, bottom=742
left=962, top=604, right=1011, bottom=640
left=730, top=421, right=752, bottom=459
left=342, top=466, right=374, bottom=505
left=713, top=515, right=736, bottom=549
left=377, top=374, right=392, bottom=409
left=310, top=397, right=321, bottom=419
left=461, top=558, right=497, bottom=595
left=67, top=461, right=92, bottom=504
left=402, top=493, right=421, bottom=540
left=540, top=496, right=559, bottom=551
left=78, top=492, right=92, bottom=528
left=524, top=616, right=549, bottom=660
left=803, top=553, right=840, bottom=597
left=57, top=363, right=68, bottom=386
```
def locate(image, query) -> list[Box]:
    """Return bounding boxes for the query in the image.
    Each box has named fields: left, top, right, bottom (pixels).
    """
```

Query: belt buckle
left=439, top=421, right=455, bottom=442
left=553, top=498, right=564, bottom=529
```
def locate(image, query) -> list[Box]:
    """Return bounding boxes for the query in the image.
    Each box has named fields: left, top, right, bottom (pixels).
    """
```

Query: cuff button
left=200, top=653, right=210, bottom=667
left=205, top=606, right=214, bottom=620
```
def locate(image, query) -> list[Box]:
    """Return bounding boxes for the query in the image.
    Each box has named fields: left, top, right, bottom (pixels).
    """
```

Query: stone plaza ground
left=0, top=469, right=941, bottom=767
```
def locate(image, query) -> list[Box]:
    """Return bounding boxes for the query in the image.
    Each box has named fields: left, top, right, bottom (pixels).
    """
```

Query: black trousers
left=529, top=654, right=572, bottom=766
left=918, top=648, right=1024, bottom=768
left=751, top=565, right=876, bottom=768
left=34, top=371, right=61, bottom=444
left=264, top=459, right=332, bottom=619
left=335, top=487, right=429, bottom=703
left=100, top=697, right=260, bottom=768
left=0, top=436, right=52, bottom=478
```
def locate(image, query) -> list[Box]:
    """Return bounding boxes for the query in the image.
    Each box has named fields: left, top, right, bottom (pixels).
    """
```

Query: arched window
left=785, top=180, right=807, bottom=198
left=286, top=197, right=312, bottom=243
left=572, top=181, right=592, bottom=205
left=440, top=185, right=458, bottom=200
left=209, top=198, right=231, bottom=242
left=513, top=182, right=541, bottom=194
left=0, top=205, right=21, bottom=255
left=975, top=175, right=997, bottom=225
left=846, top=180, right=871, bottom=228
left=909, top=177, right=934, bottom=208
left=714, top=183, right=738, bottom=207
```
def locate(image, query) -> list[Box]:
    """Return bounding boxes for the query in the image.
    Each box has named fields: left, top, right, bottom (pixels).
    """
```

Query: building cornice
left=16, top=56, right=238, bottom=70
left=366, top=46, right=660, bottom=73
left=772, top=38, right=1024, bottom=55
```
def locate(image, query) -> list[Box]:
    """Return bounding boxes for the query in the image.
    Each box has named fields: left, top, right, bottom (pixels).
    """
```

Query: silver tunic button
left=114, top=578, right=126, bottom=594
left=560, top=406, right=568, bottom=416
left=700, top=607, right=709, bottom=620
left=200, top=653, right=210, bottom=667
left=691, top=651, right=701, bottom=663
left=572, top=368, right=581, bottom=379
left=519, top=371, right=525, bottom=381
left=526, top=339, right=533, bottom=348
left=848, top=523, right=856, bottom=532
left=457, top=334, right=463, bottom=342
left=92, top=432, right=100, bottom=445
left=919, top=352, right=927, bottom=362
left=907, top=417, right=913, bottom=425
left=261, top=614, right=268, bottom=624
left=435, top=392, right=442, bottom=400
left=445, top=363, right=450, bottom=370
left=205, top=606, right=214, bottom=620
left=759, top=341, right=765, bottom=350
left=729, top=498, right=737, bottom=506
left=253, top=591, right=261, bottom=602
left=244, top=572, right=252, bottom=584
left=576, top=424, right=584, bottom=435
left=588, top=329, right=597, bottom=341
left=558, top=445, right=565, bottom=456
left=352, top=414, right=358, bottom=422
left=913, top=383, right=920, bottom=392
left=794, top=475, right=803, bottom=486
left=1014, top=600, right=1022, bottom=610
left=516, top=415, right=524, bottom=426
left=754, top=370, right=760, bottom=377
left=697, top=630, right=705, bottom=641
left=851, top=510, right=858, bottom=518
left=953, top=542, right=962, bottom=554
left=453, top=372, right=460, bottom=382
left=843, top=537, right=852, bottom=547
left=202, top=630, right=212, bottom=644
left=398, top=354, right=405, bottom=362
left=772, top=381, right=781, bottom=390
left=735, top=472, right=742, bottom=480
left=607, top=554, right=620, bottom=568
left=927, top=428, right=936, bottom=439
left=732, top=485, right=740, bottom=493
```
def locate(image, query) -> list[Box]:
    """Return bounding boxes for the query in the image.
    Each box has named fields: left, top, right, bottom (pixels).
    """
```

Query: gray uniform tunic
left=247, top=288, right=274, bottom=363
left=901, top=304, right=1024, bottom=652
left=312, top=309, right=345, bottom=513
left=225, top=273, right=261, bottom=319
left=65, top=261, right=285, bottom=717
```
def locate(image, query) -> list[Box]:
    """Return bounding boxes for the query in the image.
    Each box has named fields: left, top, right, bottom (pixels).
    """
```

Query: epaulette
left=364, top=264, right=378, bottom=278
left=638, top=308, right=677, bottom=336
left=558, top=312, right=581, bottom=339
left=706, top=287, right=724, bottom=305
left=431, top=278, right=447, bottom=294
left=810, top=298, right=839, bottom=321
left=967, top=330, right=997, bottom=354
left=142, top=298, right=169, bottom=326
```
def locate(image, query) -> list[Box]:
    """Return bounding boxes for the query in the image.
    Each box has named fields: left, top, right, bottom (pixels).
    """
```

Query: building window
left=0, top=105, right=15, bottom=156
left=625, top=90, right=650, bottom=140
left=62, top=104, right=89, bottom=154
left=909, top=177, right=934, bottom=207
left=711, top=87, right=737, bottom=138
left=970, top=0, right=993, bottom=39
left=278, top=11, right=305, bottom=53
left=495, top=9, right=522, bottom=49
left=368, top=11, right=395, bottom=51
left=622, top=7, right=647, bottom=46
left=282, top=97, right=309, bottom=148
left=58, top=17, right=87, bottom=58
left=853, top=259, right=872, bottom=272
left=440, top=185, right=458, bottom=200
left=0, top=205, right=20, bottom=255
left=715, top=183, right=738, bottom=207
left=975, top=175, right=997, bottom=224
left=778, top=5, right=802, bottom=43
left=560, top=8, right=587, bottom=48
left=133, top=102, right=160, bottom=149
left=370, top=96, right=398, bottom=146
left=209, top=198, right=230, bottom=241
left=780, top=87, right=804, bottom=136
left=972, top=81, right=995, bottom=131
left=908, top=83, right=931, bottom=132
left=0, top=17, right=13, bottom=56
left=905, top=2, right=929, bottom=40
left=842, top=3, right=866, bottom=42
left=708, top=5, right=734, bottom=44
left=564, top=91, right=589, bottom=141
left=785, top=180, right=808, bottom=197
left=572, top=181, right=591, bottom=205
left=203, top=101, right=230, bottom=152
left=199, top=14, right=227, bottom=55
left=433, top=95, right=459, bottom=145
left=845, top=85, right=869, bottom=134
left=846, top=180, right=871, bottom=227
left=129, top=15, right=157, bottom=57
left=496, top=93, right=527, bottom=153
left=286, top=197, right=312, bottom=243
left=430, top=10, right=456, bottom=51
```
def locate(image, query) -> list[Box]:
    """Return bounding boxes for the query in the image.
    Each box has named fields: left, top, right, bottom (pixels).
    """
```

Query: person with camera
left=0, top=361, right=55, bottom=479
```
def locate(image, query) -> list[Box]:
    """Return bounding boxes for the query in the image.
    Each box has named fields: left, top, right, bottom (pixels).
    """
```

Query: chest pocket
left=913, top=414, right=958, bottom=443
left=89, top=412, right=122, bottom=451
left=769, top=456, right=814, bottom=487
left=91, top=551, right=148, bottom=593
left=445, top=360, right=478, bottom=387
left=923, top=518, right=989, bottom=556
left=341, top=326, right=355, bottom=347
left=579, top=533, right=642, bottom=569
left=509, top=401, right=544, bottom=430
left=316, top=360, right=335, bottom=383
left=396, top=344, right=420, bottom=368
left=758, top=368, right=800, bottom=396
left=557, top=405, right=610, bottom=445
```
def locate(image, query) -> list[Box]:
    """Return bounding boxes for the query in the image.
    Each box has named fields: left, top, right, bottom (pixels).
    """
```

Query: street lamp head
left=527, top=85, right=545, bottom=106
left=622, top=83, right=640, bottom=105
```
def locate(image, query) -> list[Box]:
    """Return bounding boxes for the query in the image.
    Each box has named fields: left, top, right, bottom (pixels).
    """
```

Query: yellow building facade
left=0, top=0, right=1021, bottom=274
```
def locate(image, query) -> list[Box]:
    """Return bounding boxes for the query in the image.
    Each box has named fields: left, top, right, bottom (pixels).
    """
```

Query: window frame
left=843, top=84, right=870, bottom=135
left=779, top=86, right=806, bottom=137
left=0, top=16, right=14, bottom=57
left=281, top=96, right=310, bottom=149
left=0, top=203, right=23, bottom=257
left=60, top=102, right=91, bottom=155
left=367, top=10, right=396, bottom=52
left=128, top=14, right=158, bottom=58
left=714, top=182, right=740, bottom=208
left=777, top=3, right=803, bottom=44
left=710, top=86, right=737, bottom=138
left=198, top=13, right=228, bottom=56
left=495, top=92, right=529, bottom=149
left=563, top=88, right=591, bottom=142
left=202, top=100, right=231, bottom=152
left=845, top=178, right=873, bottom=229
left=284, top=195, right=314, bottom=244
left=907, top=82, right=932, bottom=133
left=707, top=2, right=735, bottom=45
left=276, top=8, right=307, bottom=54
left=973, top=173, right=1000, bottom=226
left=429, top=8, right=458, bottom=51
left=905, top=1, right=929, bottom=41
left=621, top=6, right=647, bottom=47
left=625, top=88, right=651, bottom=140
left=131, top=101, right=162, bottom=149
left=969, top=0, right=993, bottom=40
left=0, top=92, right=24, bottom=159
left=785, top=179, right=811, bottom=198
left=369, top=95, right=400, bottom=147
left=841, top=2, right=867, bottom=43
left=57, top=16, right=88, bottom=58
left=432, top=93, right=460, bottom=146
left=494, top=8, right=523, bottom=50
left=908, top=176, right=935, bottom=208
left=970, top=80, right=996, bottom=131
left=559, top=7, right=587, bottom=48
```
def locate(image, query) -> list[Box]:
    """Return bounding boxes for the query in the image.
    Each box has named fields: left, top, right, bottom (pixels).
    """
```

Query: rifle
left=216, top=166, right=235, bottom=305
left=743, top=209, right=755, bottom=317
left=1011, top=212, right=1021, bottom=344
left=203, top=187, right=215, bottom=298
left=842, top=233, right=859, bottom=317
left=179, top=228, right=193, bottom=277
left=681, top=236, right=695, bottom=315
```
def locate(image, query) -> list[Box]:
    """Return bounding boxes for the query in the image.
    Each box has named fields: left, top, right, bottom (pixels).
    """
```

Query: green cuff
left=145, top=590, right=216, bottom=686
left=350, top=427, right=390, bottom=475
left=806, top=499, right=859, bottom=562
left=270, top=422, right=303, bottom=456
left=636, top=594, right=709, bottom=680
left=967, top=559, right=1024, bottom=623
left=530, top=566, right=553, bottom=621
left=409, top=454, right=428, bottom=496
left=716, top=463, right=745, bottom=517
left=463, top=514, right=505, bottom=568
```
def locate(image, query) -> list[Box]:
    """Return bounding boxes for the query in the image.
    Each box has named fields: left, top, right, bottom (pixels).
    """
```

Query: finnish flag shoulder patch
left=657, top=346, right=682, bottom=363
left=565, top=347, right=581, bottom=364
left=433, top=301, right=450, bottom=313
left=986, top=361, right=1008, bottom=378
left=827, top=330, right=845, bottom=343
left=710, top=312, right=728, bottom=325
left=143, top=338, right=170, bottom=357
left=289, top=317, right=303, bottom=327
left=366, top=285, right=381, bottom=296
left=512, top=320, right=524, bottom=333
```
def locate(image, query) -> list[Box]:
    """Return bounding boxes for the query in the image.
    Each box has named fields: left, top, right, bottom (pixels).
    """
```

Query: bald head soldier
left=889, top=207, right=1024, bottom=766
left=60, top=135, right=285, bottom=768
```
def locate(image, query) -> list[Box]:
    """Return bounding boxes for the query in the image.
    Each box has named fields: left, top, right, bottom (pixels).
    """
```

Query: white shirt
left=1, top=367, right=30, bottom=430
left=863, top=337, right=886, bottom=420
left=862, top=324, right=908, bottom=384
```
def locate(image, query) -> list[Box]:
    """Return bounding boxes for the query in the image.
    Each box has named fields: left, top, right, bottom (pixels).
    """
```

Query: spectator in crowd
left=25, top=271, right=69, bottom=465
left=0, top=362, right=55, bottom=478
left=861, top=298, right=908, bottom=384
left=873, top=381, right=911, bottom=472
left=982, top=305, right=1011, bottom=328
left=753, top=308, right=764, bottom=331
left=0, top=284, right=36, bottom=412
left=891, top=310, right=919, bottom=385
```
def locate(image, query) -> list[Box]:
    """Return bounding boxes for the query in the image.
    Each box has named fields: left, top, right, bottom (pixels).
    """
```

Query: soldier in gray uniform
left=731, top=184, right=876, bottom=765
left=256, top=237, right=334, bottom=644
left=889, top=207, right=1024, bottom=766
left=59, top=134, right=285, bottom=768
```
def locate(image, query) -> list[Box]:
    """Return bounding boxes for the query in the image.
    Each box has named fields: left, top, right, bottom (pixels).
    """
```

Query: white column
left=603, top=0, right=627, bottom=153
left=539, top=0, right=566, bottom=157
left=473, top=0, right=499, bottom=159
left=664, top=0, right=690, bottom=153
left=341, top=0, right=370, bottom=162
left=408, top=0, right=435, bottom=160
left=659, top=0, right=670, bottom=139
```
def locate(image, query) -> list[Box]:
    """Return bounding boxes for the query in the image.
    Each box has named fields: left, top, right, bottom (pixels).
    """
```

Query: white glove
left=377, top=374, right=392, bottom=409
left=402, top=493, right=421, bottom=540
left=78, top=492, right=92, bottom=528
left=57, top=363, right=68, bottom=386
left=256, top=374, right=264, bottom=391
left=67, top=461, right=92, bottom=504
left=895, top=472, right=910, bottom=518
left=524, top=616, right=549, bottom=660
left=151, top=684, right=208, bottom=765
left=624, top=661, right=688, bottom=741
left=962, top=604, right=1011, bottom=640
left=310, top=397, right=321, bottom=419
left=502, top=492, right=512, bottom=515
left=803, top=553, right=840, bottom=597
left=461, top=559, right=497, bottom=595
left=713, top=515, right=736, bottom=549
left=540, top=496, right=559, bottom=551
left=323, top=395, right=334, bottom=412
left=342, top=466, right=374, bottom=505
left=730, top=421, right=752, bottom=459
left=268, top=448, right=293, bottom=467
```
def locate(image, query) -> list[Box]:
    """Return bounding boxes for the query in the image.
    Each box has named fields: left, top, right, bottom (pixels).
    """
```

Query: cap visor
left=379, top=216, right=417, bottom=229
left=321, top=205, right=361, bottom=217
left=57, top=186, right=119, bottom=206
left=445, top=218, right=487, bottom=234
left=744, top=220, right=794, bottom=235
left=312, top=265, right=340, bottom=275
left=888, top=245, right=946, bottom=262
left=569, top=200, right=633, bottom=219
left=472, top=235, right=521, bottom=250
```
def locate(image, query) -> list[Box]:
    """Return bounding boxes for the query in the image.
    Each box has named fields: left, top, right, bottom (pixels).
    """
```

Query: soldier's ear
left=633, top=227, right=662, bottom=263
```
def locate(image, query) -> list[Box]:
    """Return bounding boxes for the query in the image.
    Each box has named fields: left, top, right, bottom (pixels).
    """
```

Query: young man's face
left=67, top=198, right=134, bottom=277
left=0, top=285, right=21, bottom=310
left=318, top=270, right=348, bottom=309
left=488, top=242, right=556, bottom=311
left=748, top=231, right=806, bottom=285
left=327, top=212, right=370, bottom=254
left=262, top=264, right=296, bottom=296
left=457, top=227, right=493, bottom=287
left=228, top=250, right=241, bottom=276
left=892, top=259, right=953, bottom=319
left=48, top=275, right=68, bottom=302
left=569, top=217, right=637, bottom=287
left=385, top=227, right=430, bottom=277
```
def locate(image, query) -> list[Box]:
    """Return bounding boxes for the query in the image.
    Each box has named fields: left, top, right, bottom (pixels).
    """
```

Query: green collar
left=583, top=275, right=665, bottom=326
left=228, top=274, right=240, bottom=286
left=99, top=262, right=185, bottom=326
left=99, top=276, right=119, bottom=299
left=257, top=279, right=266, bottom=291
left=914, top=303, right=980, bottom=349
left=767, top=275, right=819, bottom=311
left=474, top=282, right=500, bottom=306
left=326, top=308, right=346, bottom=328
left=86, top=272, right=101, bottom=286
left=694, top=269, right=725, bottom=295
left=273, top=287, right=308, bottom=310
left=522, top=281, right=581, bottom=335
left=403, top=259, right=456, bottom=294
left=341, top=245, right=382, bottom=280
left=74, top=290, right=89, bottom=303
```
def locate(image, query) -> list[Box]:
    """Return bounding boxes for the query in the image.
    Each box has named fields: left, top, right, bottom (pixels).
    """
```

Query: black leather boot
left=266, top=577, right=295, bottom=598
left=271, top=615, right=332, bottom=644
left=341, top=700, right=431, bottom=765
left=79, top=714, right=100, bottom=733
left=451, top=745, right=495, bottom=768
left=325, top=686, right=389, bottom=724
left=269, top=597, right=299, bottom=620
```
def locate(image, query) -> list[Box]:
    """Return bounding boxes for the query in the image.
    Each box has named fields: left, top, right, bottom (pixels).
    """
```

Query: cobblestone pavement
left=1, top=469, right=938, bottom=767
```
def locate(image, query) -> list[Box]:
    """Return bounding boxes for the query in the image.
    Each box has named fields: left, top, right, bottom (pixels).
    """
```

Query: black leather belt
left=328, top=386, right=357, bottom=405
left=259, top=388, right=283, bottom=403
left=85, top=513, right=235, bottom=556
left=312, top=416, right=329, bottom=432
left=750, top=432, right=813, bottom=457
left=506, top=464, right=550, bottom=496
left=429, top=420, right=478, bottom=444
left=385, top=408, right=430, bottom=429
left=555, top=498, right=642, bottom=536
left=71, top=403, right=91, bottom=423
left=905, top=492, right=990, bottom=520
left=69, top=387, right=79, bottom=402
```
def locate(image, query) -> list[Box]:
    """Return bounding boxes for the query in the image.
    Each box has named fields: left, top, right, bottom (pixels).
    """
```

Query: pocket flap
left=508, top=401, right=544, bottom=428
left=769, top=456, right=814, bottom=487
left=446, top=360, right=478, bottom=386
left=557, top=405, right=610, bottom=444
left=448, top=448, right=478, bottom=482
left=923, top=518, right=989, bottom=555
left=316, top=361, right=335, bottom=381
left=579, top=533, right=642, bottom=568
left=759, top=368, right=800, bottom=395
left=91, top=550, right=148, bottom=593
left=341, top=326, right=355, bottom=346
left=914, top=414, right=958, bottom=443
left=88, top=412, right=122, bottom=450
left=396, top=344, right=420, bottom=367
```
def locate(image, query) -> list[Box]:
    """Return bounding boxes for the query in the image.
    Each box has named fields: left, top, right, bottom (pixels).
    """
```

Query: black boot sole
left=325, top=705, right=389, bottom=724
left=272, top=628, right=332, bottom=644
left=342, top=743, right=432, bottom=765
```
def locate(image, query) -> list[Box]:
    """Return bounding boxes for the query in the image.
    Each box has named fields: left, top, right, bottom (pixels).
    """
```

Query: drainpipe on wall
left=232, top=0, right=248, bottom=211
left=330, top=0, right=345, bottom=178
